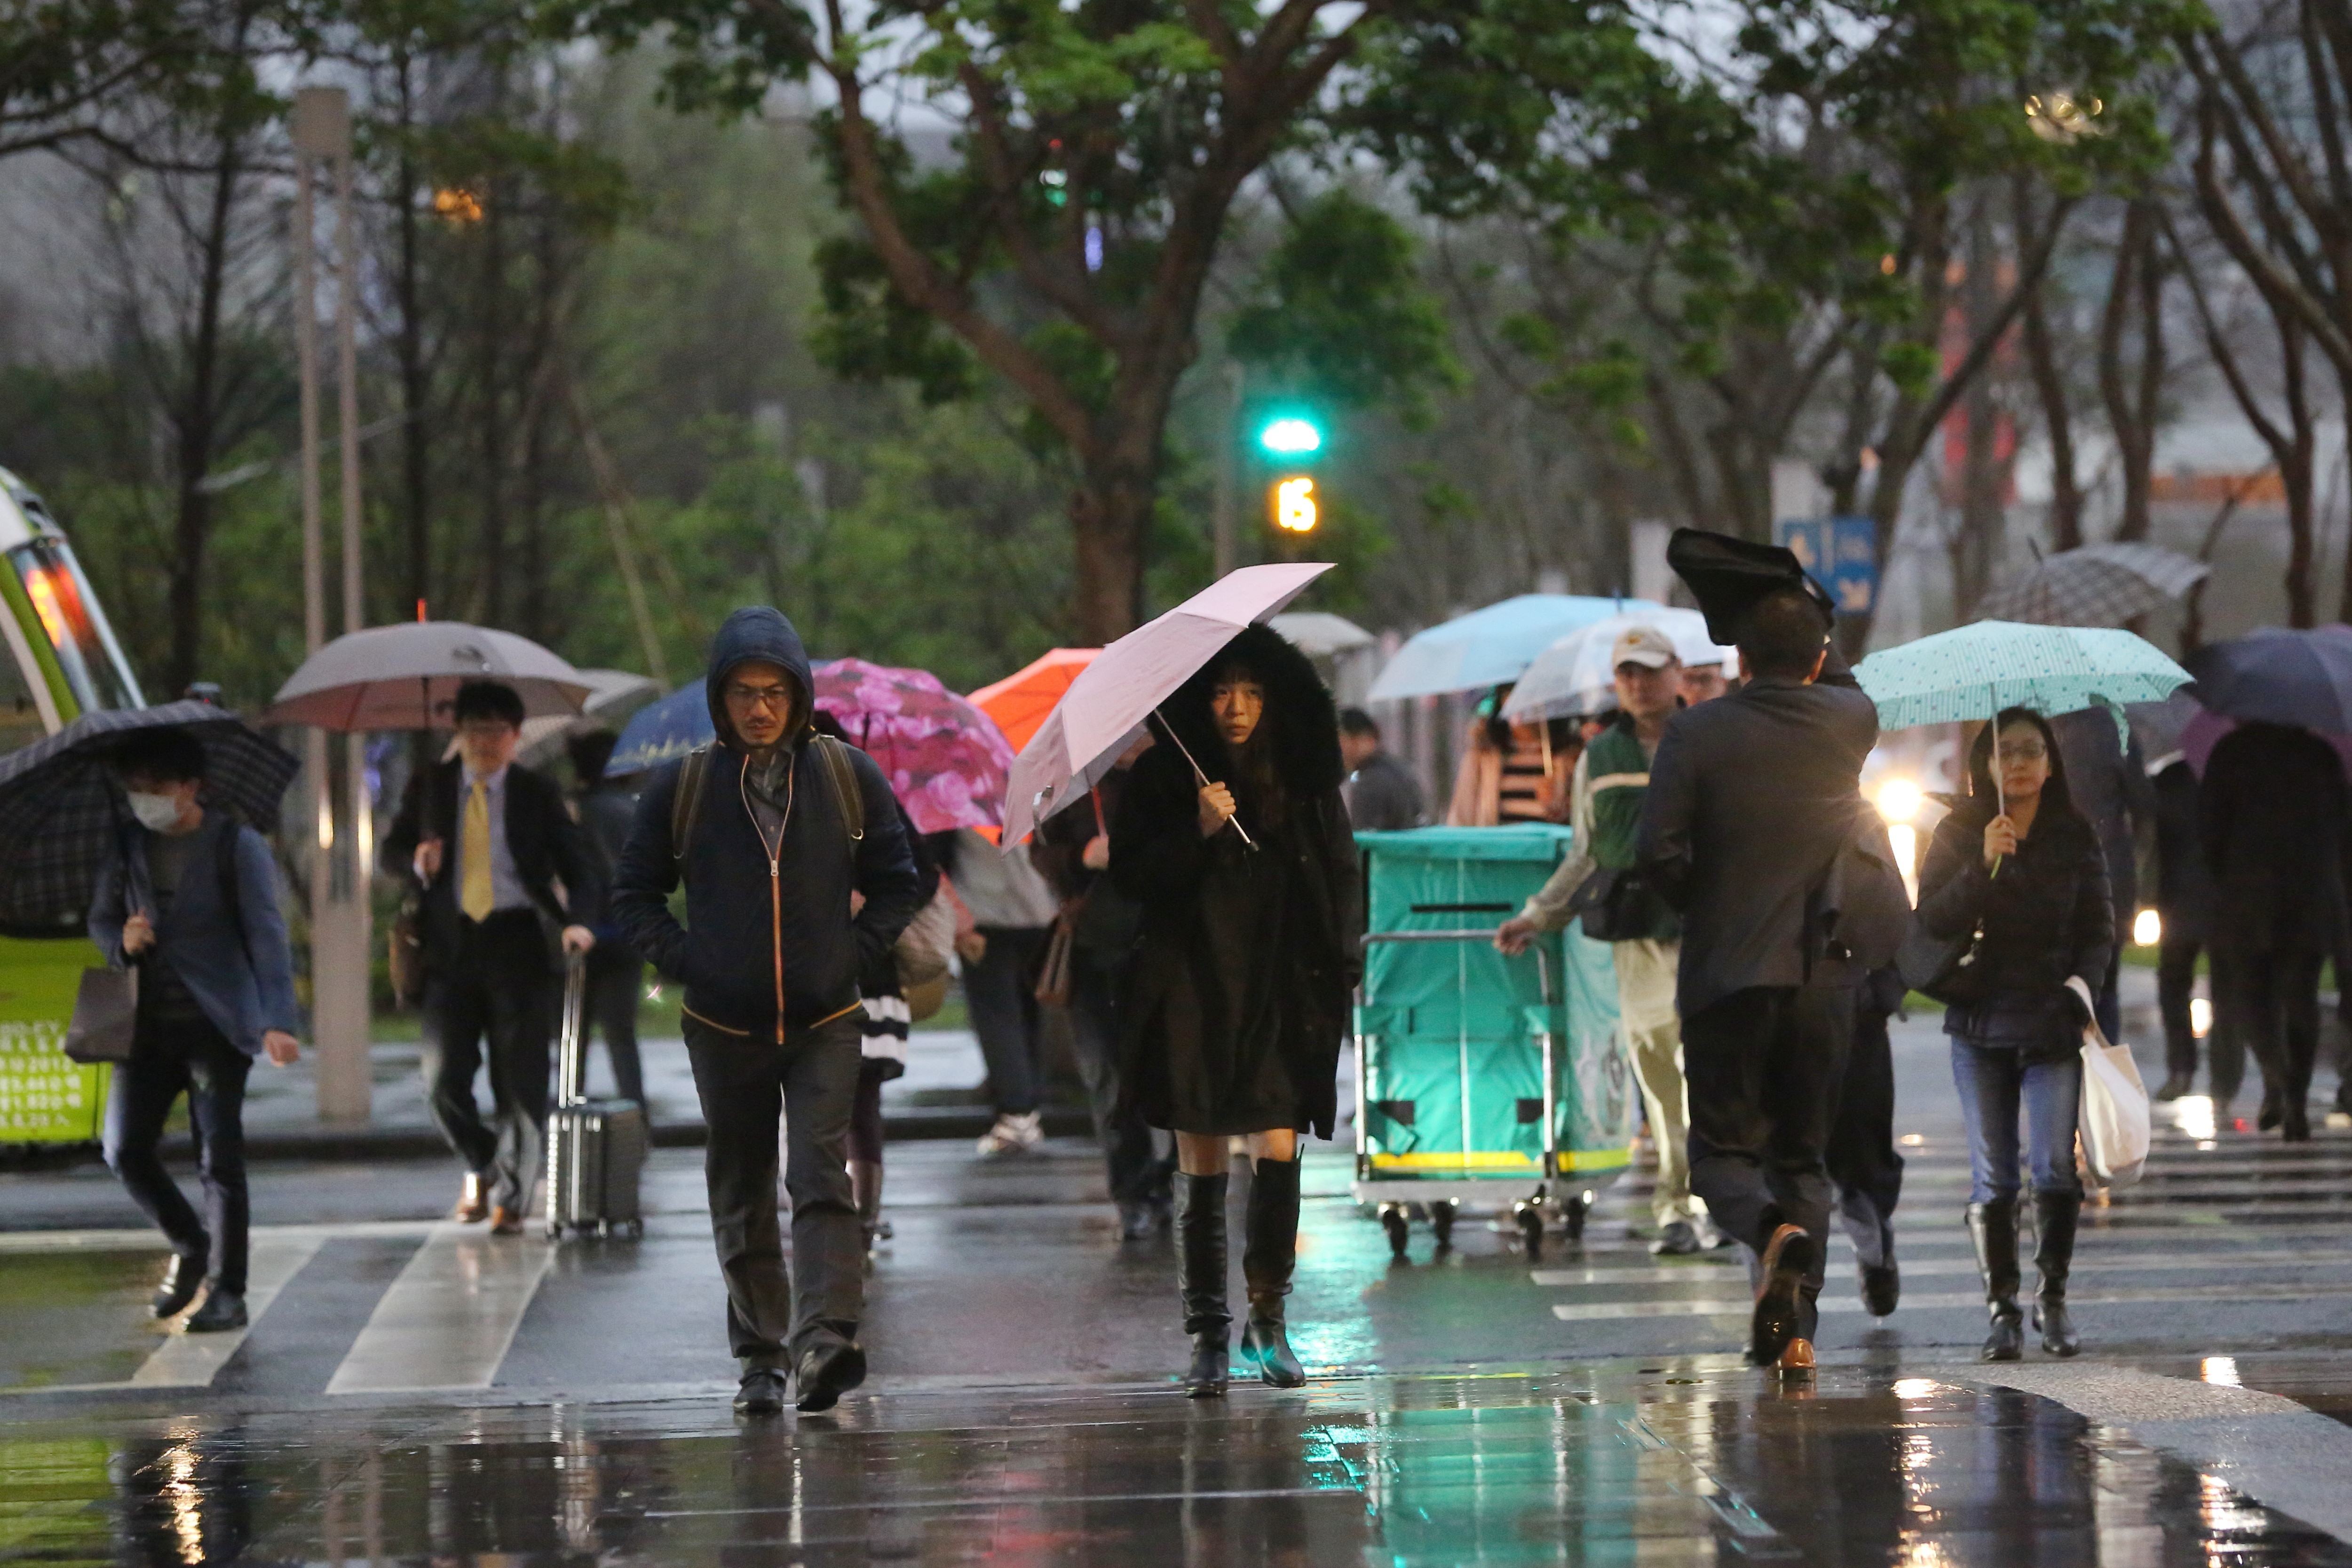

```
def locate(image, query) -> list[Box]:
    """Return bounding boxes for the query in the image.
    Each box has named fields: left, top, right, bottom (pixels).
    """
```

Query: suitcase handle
left=556, top=953, right=588, bottom=1107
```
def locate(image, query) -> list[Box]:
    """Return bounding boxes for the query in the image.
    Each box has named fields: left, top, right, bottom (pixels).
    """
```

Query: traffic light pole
left=1212, top=364, right=1242, bottom=577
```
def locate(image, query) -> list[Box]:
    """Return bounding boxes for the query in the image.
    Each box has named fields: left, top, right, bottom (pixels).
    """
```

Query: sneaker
left=1651, top=1220, right=1702, bottom=1257
left=974, top=1111, right=1043, bottom=1157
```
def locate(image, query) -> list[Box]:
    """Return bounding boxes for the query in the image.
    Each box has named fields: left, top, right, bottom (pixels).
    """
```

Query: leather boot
left=1239, top=1157, right=1306, bottom=1388
left=1967, top=1200, right=2023, bottom=1362
left=850, top=1159, right=884, bottom=1254
left=2032, top=1189, right=2083, bottom=1357
left=1175, top=1172, right=1229, bottom=1398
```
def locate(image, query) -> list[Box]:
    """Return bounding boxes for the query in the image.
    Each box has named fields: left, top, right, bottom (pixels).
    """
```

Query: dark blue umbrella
left=606, top=681, right=711, bottom=776
left=2185, top=626, right=2352, bottom=734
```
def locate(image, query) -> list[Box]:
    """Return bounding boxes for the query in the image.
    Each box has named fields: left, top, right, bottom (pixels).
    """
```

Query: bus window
left=8, top=538, right=143, bottom=715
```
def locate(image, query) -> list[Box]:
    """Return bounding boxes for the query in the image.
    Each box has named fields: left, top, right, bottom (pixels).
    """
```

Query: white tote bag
left=2066, top=977, right=2151, bottom=1188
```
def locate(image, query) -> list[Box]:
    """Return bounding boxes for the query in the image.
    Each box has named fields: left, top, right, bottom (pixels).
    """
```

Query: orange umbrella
left=968, top=647, right=1098, bottom=754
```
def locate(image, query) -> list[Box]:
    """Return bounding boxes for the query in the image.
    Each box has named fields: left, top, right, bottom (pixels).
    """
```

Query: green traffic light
left=1258, top=416, right=1323, bottom=456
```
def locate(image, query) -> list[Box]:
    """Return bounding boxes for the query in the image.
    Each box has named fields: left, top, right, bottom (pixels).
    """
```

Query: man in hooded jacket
left=612, top=608, right=921, bottom=1414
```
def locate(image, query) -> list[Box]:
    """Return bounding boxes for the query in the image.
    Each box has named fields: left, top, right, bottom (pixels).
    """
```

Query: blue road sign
left=1776, top=516, right=1878, bottom=617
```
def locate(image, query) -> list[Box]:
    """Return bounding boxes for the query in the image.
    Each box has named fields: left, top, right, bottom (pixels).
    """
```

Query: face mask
left=127, top=791, right=183, bottom=832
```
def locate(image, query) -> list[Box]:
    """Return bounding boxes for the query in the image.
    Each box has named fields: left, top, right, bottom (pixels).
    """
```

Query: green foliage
left=814, top=236, right=983, bottom=405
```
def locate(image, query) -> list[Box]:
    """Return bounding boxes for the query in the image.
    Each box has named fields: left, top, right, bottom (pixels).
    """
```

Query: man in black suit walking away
left=1637, top=531, right=1881, bottom=1373
left=384, top=681, right=603, bottom=1235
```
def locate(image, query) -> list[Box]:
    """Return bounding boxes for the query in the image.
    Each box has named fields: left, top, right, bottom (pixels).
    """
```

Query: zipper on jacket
left=739, top=753, right=795, bottom=1039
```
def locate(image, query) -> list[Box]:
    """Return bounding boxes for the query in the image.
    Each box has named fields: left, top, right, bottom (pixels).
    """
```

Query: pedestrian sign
left=1776, top=516, right=1878, bottom=616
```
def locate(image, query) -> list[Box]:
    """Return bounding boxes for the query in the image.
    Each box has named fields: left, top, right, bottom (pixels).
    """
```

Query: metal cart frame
left=1351, top=927, right=1585, bottom=1259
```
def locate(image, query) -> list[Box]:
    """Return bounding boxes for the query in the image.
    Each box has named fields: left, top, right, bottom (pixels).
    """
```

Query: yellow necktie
left=460, top=778, right=495, bottom=921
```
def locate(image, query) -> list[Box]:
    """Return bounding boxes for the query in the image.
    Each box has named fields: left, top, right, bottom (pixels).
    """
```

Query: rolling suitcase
left=545, top=956, right=649, bottom=1240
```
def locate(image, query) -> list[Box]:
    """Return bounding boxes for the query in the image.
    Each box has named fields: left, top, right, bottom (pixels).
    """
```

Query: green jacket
left=1520, top=715, right=1681, bottom=943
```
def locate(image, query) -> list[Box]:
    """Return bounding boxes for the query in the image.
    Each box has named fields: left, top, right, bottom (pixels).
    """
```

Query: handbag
left=1564, top=866, right=1667, bottom=943
left=894, top=889, right=957, bottom=1022
left=1032, top=913, right=1078, bottom=1007
left=1896, top=915, right=1984, bottom=1004
left=64, top=966, right=139, bottom=1063
left=2068, top=976, right=2150, bottom=1188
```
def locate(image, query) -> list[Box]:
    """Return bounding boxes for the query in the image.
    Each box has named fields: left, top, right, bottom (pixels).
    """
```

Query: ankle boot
left=1175, top=1172, right=1229, bottom=1398
left=1966, top=1200, right=2023, bottom=1362
left=849, top=1159, right=884, bottom=1253
left=1239, top=1157, right=1306, bottom=1388
left=2032, top=1189, right=2083, bottom=1357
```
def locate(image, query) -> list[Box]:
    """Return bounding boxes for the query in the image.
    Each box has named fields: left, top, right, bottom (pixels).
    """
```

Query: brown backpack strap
left=810, top=734, right=866, bottom=847
left=671, top=744, right=714, bottom=865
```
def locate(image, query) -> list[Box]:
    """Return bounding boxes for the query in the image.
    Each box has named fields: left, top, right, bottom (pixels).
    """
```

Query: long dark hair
left=1963, top=707, right=2080, bottom=824
left=1158, top=623, right=1343, bottom=819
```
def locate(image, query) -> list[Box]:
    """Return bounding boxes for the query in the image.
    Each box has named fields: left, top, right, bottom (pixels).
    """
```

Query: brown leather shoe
left=1749, top=1223, right=1815, bottom=1368
left=452, top=1173, right=488, bottom=1224
left=488, top=1205, right=523, bottom=1236
left=1776, top=1338, right=1815, bottom=1374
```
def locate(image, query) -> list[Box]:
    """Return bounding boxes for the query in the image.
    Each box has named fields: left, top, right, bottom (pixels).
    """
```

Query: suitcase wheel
left=1563, top=1192, right=1588, bottom=1242
left=1379, top=1203, right=1410, bottom=1260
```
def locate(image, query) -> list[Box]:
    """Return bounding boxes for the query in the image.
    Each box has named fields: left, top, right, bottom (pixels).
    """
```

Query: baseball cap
left=1612, top=624, right=1679, bottom=670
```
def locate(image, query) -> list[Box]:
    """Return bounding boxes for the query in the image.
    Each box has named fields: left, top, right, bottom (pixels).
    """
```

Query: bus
left=0, top=463, right=145, bottom=1147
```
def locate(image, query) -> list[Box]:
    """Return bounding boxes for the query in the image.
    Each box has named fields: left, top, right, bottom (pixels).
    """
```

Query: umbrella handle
left=1151, top=708, right=1258, bottom=851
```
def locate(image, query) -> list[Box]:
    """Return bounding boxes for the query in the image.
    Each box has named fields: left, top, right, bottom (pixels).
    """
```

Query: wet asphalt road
left=11, top=996, right=2352, bottom=1562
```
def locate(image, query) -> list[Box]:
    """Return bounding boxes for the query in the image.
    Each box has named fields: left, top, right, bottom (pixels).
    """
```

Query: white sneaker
left=974, top=1111, right=1043, bottom=1156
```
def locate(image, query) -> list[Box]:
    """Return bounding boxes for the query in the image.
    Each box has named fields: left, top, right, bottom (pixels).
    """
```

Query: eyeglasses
left=1995, top=742, right=2047, bottom=764
left=725, top=684, right=794, bottom=711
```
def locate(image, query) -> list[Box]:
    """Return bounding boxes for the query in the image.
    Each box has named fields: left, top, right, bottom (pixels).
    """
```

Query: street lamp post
left=292, top=85, right=371, bottom=1125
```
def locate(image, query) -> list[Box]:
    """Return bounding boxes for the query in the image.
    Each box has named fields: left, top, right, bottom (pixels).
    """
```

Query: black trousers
left=103, top=1014, right=253, bottom=1293
left=1067, top=949, right=1171, bottom=1207
left=2156, top=934, right=2235, bottom=1094
left=684, top=1012, right=865, bottom=1371
left=420, top=909, right=554, bottom=1213
left=967, top=926, right=1050, bottom=1116
left=1825, top=1000, right=1903, bottom=1269
left=1681, top=984, right=1853, bottom=1339
left=2212, top=944, right=2325, bottom=1116
left=584, top=945, right=646, bottom=1106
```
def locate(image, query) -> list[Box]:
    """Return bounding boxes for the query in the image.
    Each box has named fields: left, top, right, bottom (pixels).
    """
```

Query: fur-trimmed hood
left=1153, top=622, right=1344, bottom=800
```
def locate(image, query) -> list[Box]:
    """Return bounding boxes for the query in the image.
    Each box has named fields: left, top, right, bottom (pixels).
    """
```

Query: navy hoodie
left=610, top=608, right=922, bottom=1038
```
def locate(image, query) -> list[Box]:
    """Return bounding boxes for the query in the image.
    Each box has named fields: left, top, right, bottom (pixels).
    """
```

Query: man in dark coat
left=383, top=681, right=602, bottom=1235
left=610, top=607, right=921, bottom=1414
left=2051, top=709, right=2154, bottom=1040
left=1636, top=530, right=1880, bottom=1371
left=1338, top=708, right=1425, bottom=831
left=2200, top=721, right=2347, bottom=1140
left=2147, top=753, right=2222, bottom=1102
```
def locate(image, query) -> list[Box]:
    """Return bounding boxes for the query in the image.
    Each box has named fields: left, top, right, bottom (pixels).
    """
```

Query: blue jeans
left=1949, top=1037, right=2082, bottom=1204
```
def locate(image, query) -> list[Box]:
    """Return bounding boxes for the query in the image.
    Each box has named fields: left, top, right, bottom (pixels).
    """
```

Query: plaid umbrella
left=0, top=701, right=300, bottom=933
left=1975, top=542, right=2209, bottom=627
left=813, top=659, right=1014, bottom=835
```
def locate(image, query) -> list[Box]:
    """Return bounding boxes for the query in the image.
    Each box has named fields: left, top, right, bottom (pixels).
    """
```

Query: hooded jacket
left=610, top=608, right=922, bottom=1039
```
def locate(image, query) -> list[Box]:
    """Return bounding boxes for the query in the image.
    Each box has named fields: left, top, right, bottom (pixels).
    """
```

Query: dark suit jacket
left=381, top=757, right=604, bottom=970
left=1635, top=671, right=1880, bottom=1016
left=2199, top=722, right=2346, bottom=954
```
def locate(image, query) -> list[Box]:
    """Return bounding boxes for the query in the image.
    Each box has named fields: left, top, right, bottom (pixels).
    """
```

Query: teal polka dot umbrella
left=1854, top=620, right=2192, bottom=739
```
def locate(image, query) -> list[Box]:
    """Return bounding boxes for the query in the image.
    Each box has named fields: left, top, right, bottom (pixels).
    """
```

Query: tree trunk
left=2099, top=200, right=2163, bottom=545
left=2021, top=282, right=2082, bottom=551
left=396, top=53, right=431, bottom=623
left=1068, top=458, right=1153, bottom=644
left=165, top=121, right=244, bottom=694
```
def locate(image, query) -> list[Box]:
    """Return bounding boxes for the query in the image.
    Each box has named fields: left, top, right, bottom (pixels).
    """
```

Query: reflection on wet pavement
left=7, top=1363, right=2350, bottom=1565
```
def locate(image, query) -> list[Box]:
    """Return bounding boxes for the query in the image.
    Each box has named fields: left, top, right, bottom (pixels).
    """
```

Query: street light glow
left=1259, top=416, right=1323, bottom=455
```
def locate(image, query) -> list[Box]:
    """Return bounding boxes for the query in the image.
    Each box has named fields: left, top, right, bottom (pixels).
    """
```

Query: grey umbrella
left=0, top=701, right=300, bottom=933
left=1976, top=542, right=2209, bottom=627
left=265, top=621, right=594, bottom=731
left=2185, top=625, right=2352, bottom=734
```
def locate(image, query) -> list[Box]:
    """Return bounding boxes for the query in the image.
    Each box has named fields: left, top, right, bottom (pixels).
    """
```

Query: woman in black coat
left=1916, top=708, right=2112, bottom=1362
left=1111, top=623, right=1362, bottom=1397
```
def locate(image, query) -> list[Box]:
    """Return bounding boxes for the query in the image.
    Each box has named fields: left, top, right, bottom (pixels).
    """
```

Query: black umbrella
left=0, top=700, right=300, bottom=933
left=1667, top=528, right=1836, bottom=645
left=2184, top=626, right=2352, bottom=734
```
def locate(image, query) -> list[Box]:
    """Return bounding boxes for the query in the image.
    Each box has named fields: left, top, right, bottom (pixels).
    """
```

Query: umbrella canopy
left=1366, top=594, right=1657, bottom=702
left=2184, top=625, right=2352, bottom=734
left=1976, top=542, right=2209, bottom=627
left=0, top=700, right=300, bottom=933
left=1853, top=621, right=2191, bottom=740
left=969, top=648, right=1099, bottom=754
left=606, top=681, right=706, bottom=776
left=1267, top=610, right=1375, bottom=658
left=267, top=621, right=595, bottom=731
left=812, top=658, right=1014, bottom=834
left=1002, top=562, right=1334, bottom=846
left=2180, top=706, right=2352, bottom=779
left=1502, top=608, right=1737, bottom=722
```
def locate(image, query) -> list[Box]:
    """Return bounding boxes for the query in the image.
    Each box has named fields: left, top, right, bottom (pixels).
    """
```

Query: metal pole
left=1212, top=362, right=1241, bottom=578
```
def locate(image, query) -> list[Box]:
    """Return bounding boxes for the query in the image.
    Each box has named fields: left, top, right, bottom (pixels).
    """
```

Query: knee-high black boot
left=1967, top=1200, right=2023, bottom=1362
left=1239, top=1157, right=1306, bottom=1388
left=2032, top=1189, right=2082, bottom=1357
left=1175, top=1172, right=1229, bottom=1397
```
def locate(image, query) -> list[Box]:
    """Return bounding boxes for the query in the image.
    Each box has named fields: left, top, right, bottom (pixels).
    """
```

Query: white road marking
left=325, top=1222, right=553, bottom=1395
left=1534, top=1249, right=2352, bottom=1287
left=131, top=1233, right=325, bottom=1386
left=1552, top=1281, right=2352, bottom=1322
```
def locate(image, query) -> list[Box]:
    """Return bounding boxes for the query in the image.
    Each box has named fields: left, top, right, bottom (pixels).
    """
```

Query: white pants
left=1612, top=938, right=1703, bottom=1228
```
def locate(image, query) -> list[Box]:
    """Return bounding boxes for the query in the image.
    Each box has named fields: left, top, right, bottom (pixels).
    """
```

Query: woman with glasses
left=1915, top=708, right=2113, bottom=1362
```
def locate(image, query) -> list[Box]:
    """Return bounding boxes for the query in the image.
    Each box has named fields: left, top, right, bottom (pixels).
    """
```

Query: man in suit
left=1637, top=531, right=1880, bottom=1372
left=383, top=680, right=602, bottom=1235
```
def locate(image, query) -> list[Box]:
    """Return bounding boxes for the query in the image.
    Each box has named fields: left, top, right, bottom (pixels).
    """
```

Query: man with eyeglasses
left=384, top=680, right=603, bottom=1235
left=612, top=607, right=920, bottom=1415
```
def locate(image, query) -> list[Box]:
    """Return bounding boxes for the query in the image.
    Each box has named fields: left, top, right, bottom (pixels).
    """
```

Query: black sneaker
left=733, top=1367, right=790, bottom=1415
left=794, top=1341, right=867, bottom=1413
left=184, top=1290, right=246, bottom=1333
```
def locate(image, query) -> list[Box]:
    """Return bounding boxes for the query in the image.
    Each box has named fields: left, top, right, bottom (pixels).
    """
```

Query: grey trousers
left=684, top=1012, right=865, bottom=1371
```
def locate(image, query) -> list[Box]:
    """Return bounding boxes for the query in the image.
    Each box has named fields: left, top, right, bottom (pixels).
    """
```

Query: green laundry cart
left=1351, top=825, right=1635, bottom=1259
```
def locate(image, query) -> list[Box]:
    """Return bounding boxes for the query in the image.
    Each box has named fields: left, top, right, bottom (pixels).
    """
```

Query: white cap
left=1611, top=624, right=1679, bottom=670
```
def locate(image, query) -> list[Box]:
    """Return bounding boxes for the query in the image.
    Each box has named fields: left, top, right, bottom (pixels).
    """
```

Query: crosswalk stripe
left=1533, top=1248, right=2352, bottom=1287
left=325, top=1222, right=552, bottom=1395
left=130, top=1234, right=323, bottom=1388
left=1552, top=1280, right=2352, bottom=1322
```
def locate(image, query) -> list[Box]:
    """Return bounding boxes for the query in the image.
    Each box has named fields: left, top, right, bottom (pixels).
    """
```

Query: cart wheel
left=1563, top=1194, right=1588, bottom=1242
left=1380, top=1204, right=1411, bottom=1259
left=1516, top=1203, right=1544, bottom=1260
left=1431, top=1201, right=1457, bottom=1250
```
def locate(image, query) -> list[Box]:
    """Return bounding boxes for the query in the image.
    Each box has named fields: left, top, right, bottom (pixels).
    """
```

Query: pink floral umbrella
left=810, top=658, right=1014, bottom=834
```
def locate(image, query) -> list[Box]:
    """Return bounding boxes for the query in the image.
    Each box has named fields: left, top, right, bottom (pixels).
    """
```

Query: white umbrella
left=1267, top=610, right=1375, bottom=657
left=267, top=621, right=596, bottom=731
left=499, top=669, right=664, bottom=763
left=1365, top=594, right=1656, bottom=702
left=1502, top=608, right=1736, bottom=721
left=1002, top=562, right=1334, bottom=847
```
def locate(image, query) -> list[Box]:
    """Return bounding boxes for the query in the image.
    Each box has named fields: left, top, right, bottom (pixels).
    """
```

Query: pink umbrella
left=1001, top=562, right=1335, bottom=847
left=810, top=658, right=1014, bottom=834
